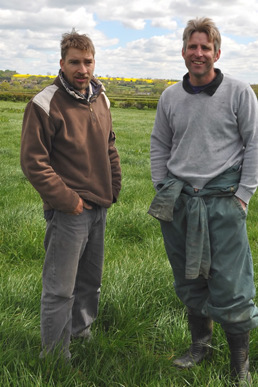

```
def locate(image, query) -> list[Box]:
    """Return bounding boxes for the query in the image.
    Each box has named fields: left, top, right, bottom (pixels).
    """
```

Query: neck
left=189, top=69, right=217, bottom=87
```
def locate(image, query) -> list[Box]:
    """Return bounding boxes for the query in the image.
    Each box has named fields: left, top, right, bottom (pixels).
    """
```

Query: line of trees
left=0, top=70, right=171, bottom=107
left=1, top=69, right=257, bottom=107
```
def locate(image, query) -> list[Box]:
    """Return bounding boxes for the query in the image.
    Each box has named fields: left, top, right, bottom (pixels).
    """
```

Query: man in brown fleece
left=20, top=30, right=121, bottom=360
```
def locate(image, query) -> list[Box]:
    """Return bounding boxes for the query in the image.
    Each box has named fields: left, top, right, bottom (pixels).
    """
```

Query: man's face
left=60, top=47, right=95, bottom=94
left=182, top=31, right=221, bottom=86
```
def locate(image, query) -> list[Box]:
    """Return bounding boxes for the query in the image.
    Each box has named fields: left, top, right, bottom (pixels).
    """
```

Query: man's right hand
left=71, top=197, right=93, bottom=215
left=71, top=197, right=84, bottom=215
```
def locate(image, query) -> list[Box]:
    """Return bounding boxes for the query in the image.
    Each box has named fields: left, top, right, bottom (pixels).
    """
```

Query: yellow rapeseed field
left=12, top=74, right=177, bottom=85
left=13, top=74, right=56, bottom=79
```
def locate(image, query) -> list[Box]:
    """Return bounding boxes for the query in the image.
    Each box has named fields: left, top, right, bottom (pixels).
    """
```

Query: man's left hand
left=237, top=197, right=247, bottom=211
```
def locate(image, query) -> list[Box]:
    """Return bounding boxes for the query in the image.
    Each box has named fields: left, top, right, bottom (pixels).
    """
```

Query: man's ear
left=214, top=49, right=221, bottom=62
left=60, top=58, right=64, bottom=71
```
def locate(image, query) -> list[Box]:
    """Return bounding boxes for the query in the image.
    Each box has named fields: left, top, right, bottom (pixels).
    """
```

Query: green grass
left=1, top=101, right=258, bottom=386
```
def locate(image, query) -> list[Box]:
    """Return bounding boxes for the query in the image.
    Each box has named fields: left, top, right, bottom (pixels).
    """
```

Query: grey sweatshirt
left=150, top=72, right=258, bottom=204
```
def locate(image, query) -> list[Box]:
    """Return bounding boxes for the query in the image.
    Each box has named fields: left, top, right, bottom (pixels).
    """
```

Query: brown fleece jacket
left=20, top=75, right=121, bottom=212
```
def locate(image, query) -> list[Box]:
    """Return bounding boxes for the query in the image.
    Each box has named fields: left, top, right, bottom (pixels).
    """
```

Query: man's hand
left=71, top=197, right=93, bottom=215
left=72, top=197, right=84, bottom=215
left=237, top=197, right=247, bottom=211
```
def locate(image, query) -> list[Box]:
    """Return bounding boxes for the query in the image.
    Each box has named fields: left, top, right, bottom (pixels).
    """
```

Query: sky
left=1, top=0, right=258, bottom=83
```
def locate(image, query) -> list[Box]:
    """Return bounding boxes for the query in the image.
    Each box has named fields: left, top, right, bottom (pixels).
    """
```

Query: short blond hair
left=183, top=17, right=221, bottom=54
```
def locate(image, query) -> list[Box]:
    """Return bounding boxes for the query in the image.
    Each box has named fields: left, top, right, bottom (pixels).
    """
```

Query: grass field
left=1, top=100, right=258, bottom=386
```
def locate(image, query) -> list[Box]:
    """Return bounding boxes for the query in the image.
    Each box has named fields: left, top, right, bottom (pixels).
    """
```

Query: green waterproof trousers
left=160, top=194, right=258, bottom=334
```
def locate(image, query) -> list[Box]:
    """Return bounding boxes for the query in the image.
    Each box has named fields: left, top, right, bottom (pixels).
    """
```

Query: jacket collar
left=58, top=69, right=104, bottom=101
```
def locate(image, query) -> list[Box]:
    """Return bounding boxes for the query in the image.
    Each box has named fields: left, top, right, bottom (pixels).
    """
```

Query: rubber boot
left=173, top=310, right=213, bottom=368
left=225, top=331, right=252, bottom=386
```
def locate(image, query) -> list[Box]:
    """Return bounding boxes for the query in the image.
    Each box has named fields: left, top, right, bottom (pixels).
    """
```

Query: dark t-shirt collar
left=183, top=68, right=223, bottom=96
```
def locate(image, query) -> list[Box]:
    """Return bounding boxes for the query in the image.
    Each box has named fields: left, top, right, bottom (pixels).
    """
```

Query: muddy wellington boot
left=225, top=331, right=252, bottom=386
left=173, top=311, right=213, bottom=368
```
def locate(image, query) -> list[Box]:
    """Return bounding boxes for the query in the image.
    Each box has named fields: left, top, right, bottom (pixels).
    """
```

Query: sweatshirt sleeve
left=108, top=127, right=122, bottom=202
left=20, top=100, right=80, bottom=212
left=150, top=93, right=173, bottom=188
left=235, top=86, right=258, bottom=204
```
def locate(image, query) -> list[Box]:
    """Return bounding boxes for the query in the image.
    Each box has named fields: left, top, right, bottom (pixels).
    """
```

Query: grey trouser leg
left=40, top=206, right=107, bottom=358
left=160, top=195, right=258, bottom=334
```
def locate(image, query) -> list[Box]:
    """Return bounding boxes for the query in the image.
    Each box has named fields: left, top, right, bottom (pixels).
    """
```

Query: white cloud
left=151, top=17, right=178, bottom=31
left=95, top=34, right=185, bottom=80
left=0, top=7, right=96, bottom=31
left=219, top=36, right=258, bottom=83
left=1, top=0, right=258, bottom=83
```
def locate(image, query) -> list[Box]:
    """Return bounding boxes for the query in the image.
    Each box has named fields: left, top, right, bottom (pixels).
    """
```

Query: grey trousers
left=160, top=195, right=258, bottom=334
left=40, top=206, right=107, bottom=358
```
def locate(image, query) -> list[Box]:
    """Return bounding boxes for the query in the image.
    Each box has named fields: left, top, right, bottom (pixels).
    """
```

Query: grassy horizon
left=1, top=100, right=258, bottom=386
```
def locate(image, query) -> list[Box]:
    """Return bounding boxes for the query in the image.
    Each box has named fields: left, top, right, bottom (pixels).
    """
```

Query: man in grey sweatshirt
left=149, top=17, right=258, bottom=385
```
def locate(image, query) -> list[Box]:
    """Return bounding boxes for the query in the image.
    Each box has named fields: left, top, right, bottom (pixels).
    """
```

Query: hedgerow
left=0, top=92, right=34, bottom=102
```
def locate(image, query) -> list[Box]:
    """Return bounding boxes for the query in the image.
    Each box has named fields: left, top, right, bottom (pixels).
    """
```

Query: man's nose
left=78, top=63, right=87, bottom=73
left=194, top=47, right=203, bottom=57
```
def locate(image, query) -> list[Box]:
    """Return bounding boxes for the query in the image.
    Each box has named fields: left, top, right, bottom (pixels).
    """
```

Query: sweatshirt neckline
left=183, top=69, right=223, bottom=96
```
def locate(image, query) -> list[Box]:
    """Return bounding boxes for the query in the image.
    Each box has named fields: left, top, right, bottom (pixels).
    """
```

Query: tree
left=0, top=81, right=11, bottom=91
